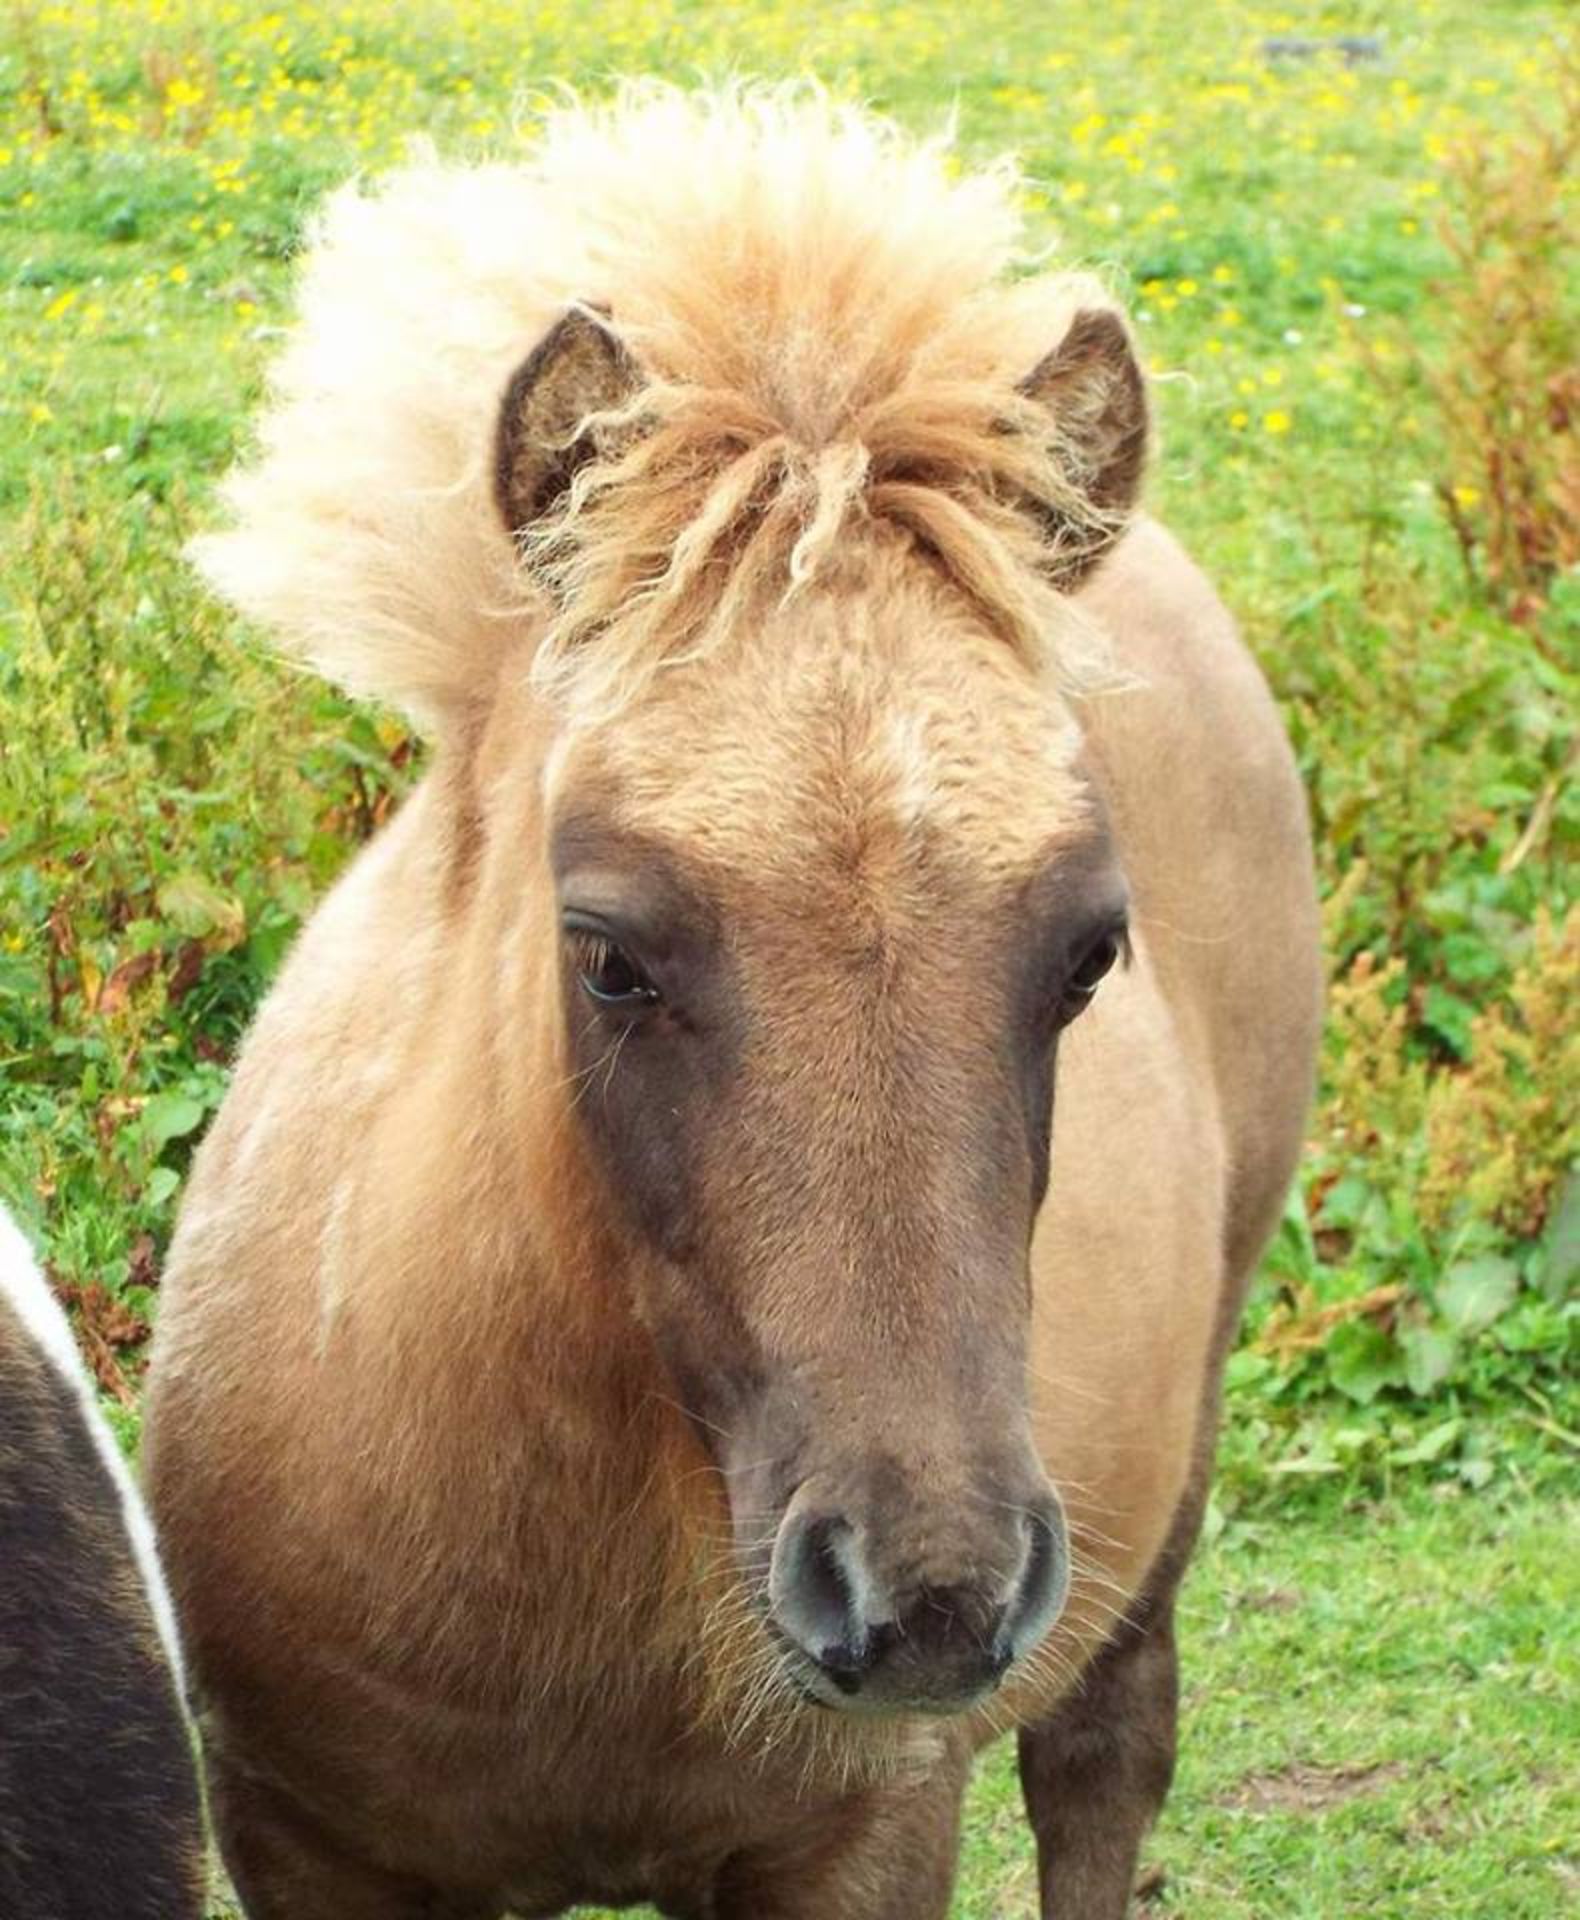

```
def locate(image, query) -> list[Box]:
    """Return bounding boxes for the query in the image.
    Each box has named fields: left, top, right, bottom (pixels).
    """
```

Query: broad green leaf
left=145, top=1165, right=181, bottom=1208
left=1399, top=1324, right=1459, bottom=1396
left=1316, top=1173, right=1376, bottom=1231
left=1225, top=1349, right=1274, bottom=1392
left=156, top=870, right=247, bottom=948
left=1326, top=1320, right=1405, bottom=1405
left=1388, top=1417, right=1464, bottom=1466
left=141, top=1091, right=206, bottom=1150
left=1438, top=1255, right=1520, bottom=1334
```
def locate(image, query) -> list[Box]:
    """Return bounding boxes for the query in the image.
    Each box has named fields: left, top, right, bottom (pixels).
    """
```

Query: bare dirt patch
left=1219, top=1760, right=1407, bottom=1813
left=1237, top=1584, right=1304, bottom=1614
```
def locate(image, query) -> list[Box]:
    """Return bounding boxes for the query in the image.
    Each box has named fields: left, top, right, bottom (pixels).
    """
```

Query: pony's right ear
left=493, top=307, right=644, bottom=537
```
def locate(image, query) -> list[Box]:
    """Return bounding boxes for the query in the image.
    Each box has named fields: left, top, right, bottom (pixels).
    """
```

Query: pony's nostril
left=768, top=1512, right=879, bottom=1680
left=1002, top=1501, right=1070, bottom=1661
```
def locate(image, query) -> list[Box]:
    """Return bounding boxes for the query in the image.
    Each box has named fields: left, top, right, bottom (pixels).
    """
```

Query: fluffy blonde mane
left=194, top=85, right=1124, bottom=729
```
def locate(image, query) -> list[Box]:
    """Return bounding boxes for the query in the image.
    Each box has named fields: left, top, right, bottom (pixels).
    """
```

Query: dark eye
left=1057, top=928, right=1124, bottom=1024
left=568, top=927, right=659, bottom=1010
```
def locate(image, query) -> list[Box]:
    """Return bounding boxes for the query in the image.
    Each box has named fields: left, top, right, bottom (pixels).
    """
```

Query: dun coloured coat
left=146, top=88, right=1321, bottom=1920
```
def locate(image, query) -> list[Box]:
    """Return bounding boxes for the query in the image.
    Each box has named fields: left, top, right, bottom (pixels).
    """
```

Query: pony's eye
left=1057, top=929, right=1124, bottom=1024
left=1070, top=932, right=1120, bottom=995
left=569, top=930, right=659, bottom=1010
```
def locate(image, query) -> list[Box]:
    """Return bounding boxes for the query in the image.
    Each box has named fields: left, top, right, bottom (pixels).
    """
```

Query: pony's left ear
left=1017, top=307, right=1148, bottom=585
left=494, top=306, right=644, bottom=538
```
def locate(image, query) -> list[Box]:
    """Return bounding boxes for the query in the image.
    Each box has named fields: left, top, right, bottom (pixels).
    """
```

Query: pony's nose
left=767, top=1501, right=1067, bottom=1709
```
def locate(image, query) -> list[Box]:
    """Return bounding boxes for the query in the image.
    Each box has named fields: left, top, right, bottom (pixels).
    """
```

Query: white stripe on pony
left=0, top=1204, right=186, bottom=1693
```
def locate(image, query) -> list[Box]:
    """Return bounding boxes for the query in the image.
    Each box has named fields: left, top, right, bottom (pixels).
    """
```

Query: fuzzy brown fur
left=147, top=88, right=1321, bottom=1919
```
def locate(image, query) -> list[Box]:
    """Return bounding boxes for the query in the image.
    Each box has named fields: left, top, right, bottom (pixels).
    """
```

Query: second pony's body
left=0, top=1206, right=204, bottom=1920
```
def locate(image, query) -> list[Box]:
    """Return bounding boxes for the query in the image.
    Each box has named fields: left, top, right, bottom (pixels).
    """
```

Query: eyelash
left=567, top=927, right=659, bottom=1008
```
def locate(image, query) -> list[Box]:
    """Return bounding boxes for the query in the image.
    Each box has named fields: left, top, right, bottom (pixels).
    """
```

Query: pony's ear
left=1017, top=307, right=1148, bottom=584
left=494, top=307, right=644, bottom=536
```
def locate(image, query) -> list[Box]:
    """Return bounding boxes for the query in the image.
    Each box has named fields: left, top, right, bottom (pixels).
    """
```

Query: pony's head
left=198, top=88, right=1148, bottom=1719
left=488, top=100, right=1145, bottom=1716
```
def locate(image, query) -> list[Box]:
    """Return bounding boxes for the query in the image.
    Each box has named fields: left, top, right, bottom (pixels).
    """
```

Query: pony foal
left=146, top=89, right=1321, bottom=1919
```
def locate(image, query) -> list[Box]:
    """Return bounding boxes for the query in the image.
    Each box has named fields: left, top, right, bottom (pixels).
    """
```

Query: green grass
left=952, top=1488, right=1579, bottom=1920
left=1, top=1, right=1576, bottom=1914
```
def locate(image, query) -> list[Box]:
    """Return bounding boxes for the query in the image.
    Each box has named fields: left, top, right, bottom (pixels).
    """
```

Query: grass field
left=1, top=1, right=1575, bottom=1914
left=958, top=1489, right=1577, bottom=1919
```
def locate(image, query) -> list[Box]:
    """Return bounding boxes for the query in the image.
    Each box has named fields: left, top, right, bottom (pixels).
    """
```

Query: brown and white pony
left=146, top=88, right=1321, bottom=1920
left=0, top=1205, right=204, bottom=1918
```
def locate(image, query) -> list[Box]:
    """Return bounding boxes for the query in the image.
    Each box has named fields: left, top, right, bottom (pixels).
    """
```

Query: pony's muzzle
left=766, top=1492, right=1069, bottom=1714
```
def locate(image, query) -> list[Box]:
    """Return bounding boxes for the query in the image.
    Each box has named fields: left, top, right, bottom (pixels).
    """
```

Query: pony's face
left=543, top=578, right=1129, bottom=1716
left=498, top=298, right=1145, bottom=1717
